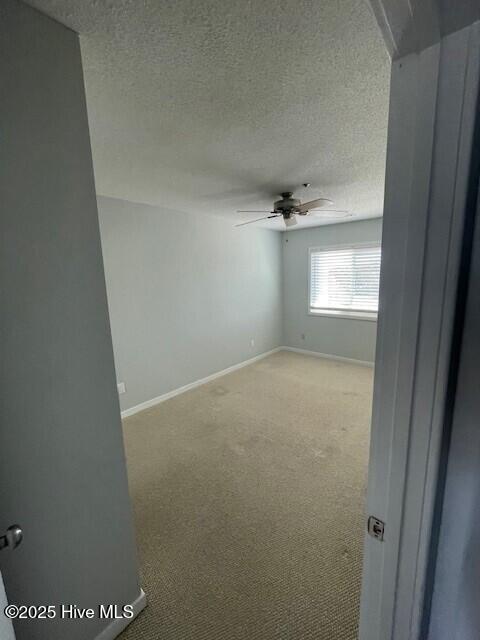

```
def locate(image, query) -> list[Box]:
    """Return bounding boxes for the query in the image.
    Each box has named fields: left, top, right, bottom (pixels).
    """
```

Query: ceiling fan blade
left=236, top=210, right=274, bottom=213
left=235, top=214, right=281, bottom=227
left=297, top=197, right=334, bottom=214
left=310, top=210, right=351, bottom=218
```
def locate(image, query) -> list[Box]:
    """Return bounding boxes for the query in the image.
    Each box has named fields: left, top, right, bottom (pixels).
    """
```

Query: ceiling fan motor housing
left=274, top=192, right=301, bottom=218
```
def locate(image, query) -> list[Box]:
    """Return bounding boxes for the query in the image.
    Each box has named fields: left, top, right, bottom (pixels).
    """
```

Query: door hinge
left=367, top=515, right=385, bottom=541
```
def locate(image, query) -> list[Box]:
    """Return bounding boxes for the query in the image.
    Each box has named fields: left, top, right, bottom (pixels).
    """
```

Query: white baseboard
left=121, top=347, right=282, bottom=418
left=94, top=589, right=146, bottom=640
left=281, top=346, right=374, bottom=367
left=121, top=345, right=373, bottom=419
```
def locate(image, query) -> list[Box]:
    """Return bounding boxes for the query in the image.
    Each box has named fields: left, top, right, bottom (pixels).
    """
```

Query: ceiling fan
left=235, top=191, right=351, bottom=227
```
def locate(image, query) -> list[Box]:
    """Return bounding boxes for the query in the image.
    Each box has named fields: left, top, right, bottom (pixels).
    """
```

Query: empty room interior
left=2, top=0, right=391, bottom=639
left=95, top=1, right=387, bottom=635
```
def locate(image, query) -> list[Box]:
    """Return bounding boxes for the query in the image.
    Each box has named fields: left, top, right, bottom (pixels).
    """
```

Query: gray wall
left=0, top=575, right=14, bottom=640
left=0, top=2, right=140, bottom=639
left=282, top=218, right=382, bottom=363
left=98, top=196, right=283, bottom=412
left=427, top=198, right=480, bottom=640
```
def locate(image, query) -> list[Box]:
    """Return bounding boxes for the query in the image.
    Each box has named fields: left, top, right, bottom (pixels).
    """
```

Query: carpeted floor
left=119, top=350, right=373, bottom=640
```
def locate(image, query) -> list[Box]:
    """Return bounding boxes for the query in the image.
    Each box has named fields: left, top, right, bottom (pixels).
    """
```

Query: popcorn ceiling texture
left=28, top=0, right=390, bottom=229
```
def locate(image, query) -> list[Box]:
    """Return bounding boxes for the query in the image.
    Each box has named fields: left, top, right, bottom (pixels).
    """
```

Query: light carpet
left=119, top=350, right=373, bottom=640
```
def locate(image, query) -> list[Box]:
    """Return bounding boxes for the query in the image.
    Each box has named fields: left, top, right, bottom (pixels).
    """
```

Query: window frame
left=307, top=242, right=381, bottom=321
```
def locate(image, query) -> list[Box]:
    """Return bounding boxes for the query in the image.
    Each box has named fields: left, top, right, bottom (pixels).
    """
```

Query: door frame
left=360, top=4, right=480, bottom=640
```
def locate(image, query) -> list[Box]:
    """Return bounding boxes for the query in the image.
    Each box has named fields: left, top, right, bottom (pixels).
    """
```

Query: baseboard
left=121, top=346, right=372, bottom=419
left=94, top=589, right=146, bottom=640
left=281, top=346, right=374, bottom=367
left=121, top=347, right=282, bottom=418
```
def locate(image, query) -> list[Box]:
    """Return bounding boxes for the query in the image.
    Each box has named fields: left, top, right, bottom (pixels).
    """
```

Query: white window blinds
left=309, top=244, right=381, bottom=314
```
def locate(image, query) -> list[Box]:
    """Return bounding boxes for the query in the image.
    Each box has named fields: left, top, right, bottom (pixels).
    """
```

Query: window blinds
left=309, top=245, right=381, bottom=314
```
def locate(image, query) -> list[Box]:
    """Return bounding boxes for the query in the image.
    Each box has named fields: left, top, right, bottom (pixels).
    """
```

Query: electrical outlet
left=117, top=382, right=126, bottom=395
left=250, top=339, right=255, bottom=348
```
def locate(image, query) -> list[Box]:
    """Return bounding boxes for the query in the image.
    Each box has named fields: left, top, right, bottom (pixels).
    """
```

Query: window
left=309, top=244, right=381, bottom=319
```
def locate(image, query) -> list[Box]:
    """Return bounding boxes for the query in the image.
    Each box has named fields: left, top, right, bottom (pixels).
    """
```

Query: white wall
left=282, top=218, right=383, bottom=363
left=98, top=196, right=283, bottom=412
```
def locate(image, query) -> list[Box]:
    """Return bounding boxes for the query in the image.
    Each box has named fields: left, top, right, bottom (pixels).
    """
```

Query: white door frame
left=360, top=3, right=480, bottom=639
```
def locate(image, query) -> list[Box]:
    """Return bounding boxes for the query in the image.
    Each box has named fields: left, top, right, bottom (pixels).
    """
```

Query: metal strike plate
left=367, top=516, right=385, bottom=541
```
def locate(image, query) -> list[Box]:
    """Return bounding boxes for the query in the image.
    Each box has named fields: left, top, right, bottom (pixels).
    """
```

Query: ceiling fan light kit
left=235, top=190, right=351, bottom=228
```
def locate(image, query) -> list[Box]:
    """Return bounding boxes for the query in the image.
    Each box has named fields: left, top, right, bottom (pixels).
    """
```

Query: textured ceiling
left=28, top=0, right=390, bottom=230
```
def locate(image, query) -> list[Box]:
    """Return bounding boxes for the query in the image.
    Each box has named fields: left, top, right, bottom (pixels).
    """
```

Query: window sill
left=308, top=309, right=378, bottom=322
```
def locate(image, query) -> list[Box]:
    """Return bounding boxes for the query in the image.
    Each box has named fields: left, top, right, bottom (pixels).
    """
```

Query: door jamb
left=359, top=7, right=480, bottom=640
